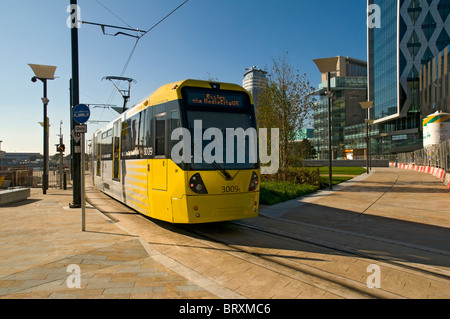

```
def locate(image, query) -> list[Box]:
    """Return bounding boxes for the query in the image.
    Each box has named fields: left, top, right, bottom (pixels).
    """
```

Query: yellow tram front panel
left=172, top=193, right=259, bottom=224
left=171, top=169, right=260, bottom=224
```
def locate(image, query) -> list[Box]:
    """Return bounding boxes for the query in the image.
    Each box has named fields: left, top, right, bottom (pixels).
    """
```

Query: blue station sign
left=73, top=104, right=90, bottom=124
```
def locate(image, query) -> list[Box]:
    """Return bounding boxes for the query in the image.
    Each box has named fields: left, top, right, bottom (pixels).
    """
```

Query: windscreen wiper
left=210, top=161, right=233, bottom=181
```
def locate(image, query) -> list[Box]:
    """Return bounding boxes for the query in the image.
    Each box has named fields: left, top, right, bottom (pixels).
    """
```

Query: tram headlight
left=189, top=173, right=208, bottom=194
left=248, top=171, right=259, bottom=191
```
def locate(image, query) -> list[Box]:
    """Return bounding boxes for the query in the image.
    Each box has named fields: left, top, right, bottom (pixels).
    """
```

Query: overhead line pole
left=66, top=0, right=190, bottom=209
left=70, top=0, right=81, bottom=208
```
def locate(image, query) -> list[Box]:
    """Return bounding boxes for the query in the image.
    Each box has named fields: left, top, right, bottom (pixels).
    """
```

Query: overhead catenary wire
left=93, top=0, right=190, bottom=122
left=141, top=0, right=189, bottom=40
left=95, top=0, right=134, bottom=29
left=91, top=0, right=140, bottom=120
left=118, top=0, right=190, bottom=75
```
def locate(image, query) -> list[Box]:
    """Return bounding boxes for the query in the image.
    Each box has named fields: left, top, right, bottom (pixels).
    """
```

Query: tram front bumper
left=171, top=192, right=259, bottom=224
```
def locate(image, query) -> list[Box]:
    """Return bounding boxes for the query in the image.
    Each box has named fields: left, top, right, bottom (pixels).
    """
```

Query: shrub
left=260, top=181, right=318, bottom=206
left=261, top=167, right=320, bottom=187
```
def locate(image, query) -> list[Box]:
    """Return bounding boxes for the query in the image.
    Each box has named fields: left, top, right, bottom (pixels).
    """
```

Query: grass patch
left=318, top=167, right=366, bottom=187
left=320, top=175, right=354, bottom=186
left=259, top=167, right=367, bottom=206
left=260, top=181, right=318, bottom=206
left=318, top=166, right=367, bottom=175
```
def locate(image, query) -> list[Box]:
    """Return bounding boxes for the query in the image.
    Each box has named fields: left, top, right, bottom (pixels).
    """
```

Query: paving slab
left=0, top=187, right=216, bottom=299
left=0, top=167, right=448, bottom=299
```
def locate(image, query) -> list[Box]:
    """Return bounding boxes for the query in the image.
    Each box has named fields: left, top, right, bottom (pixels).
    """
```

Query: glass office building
left=368, top=0, right=399, bottom=121
left=368, top=0, right=450, bottom=154
left=312, top=57, right=368, bottom=160
left=420, top=44, right=449, bottom=116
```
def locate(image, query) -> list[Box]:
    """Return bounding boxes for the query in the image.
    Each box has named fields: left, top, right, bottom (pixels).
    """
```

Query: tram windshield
left=185, top=110, right=259, bottom=171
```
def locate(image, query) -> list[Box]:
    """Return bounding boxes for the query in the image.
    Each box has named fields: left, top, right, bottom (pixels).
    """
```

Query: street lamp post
left=29, top=64, right=57, bottom=195
left=359, top=101, right=374, bottom=174
left=313, top=57, right=338, bottom=190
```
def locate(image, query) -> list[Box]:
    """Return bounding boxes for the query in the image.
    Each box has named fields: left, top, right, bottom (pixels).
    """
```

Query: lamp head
left=359, top=101, right=374, bottom=109
left=31, top=76, right=37, bottom=83
left=313, top=57, right=339, bottom=74
left=28, top=64, right=57, bottom=80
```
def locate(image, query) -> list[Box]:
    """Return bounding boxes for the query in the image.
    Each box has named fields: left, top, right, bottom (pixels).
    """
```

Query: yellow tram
left=92, top=79, right=260, bottom=223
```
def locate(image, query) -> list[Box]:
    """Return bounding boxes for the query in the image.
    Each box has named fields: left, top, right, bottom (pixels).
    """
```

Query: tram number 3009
left=222, top=185, right=240, bottom=193
left=143, top=147, right=153, bottom=156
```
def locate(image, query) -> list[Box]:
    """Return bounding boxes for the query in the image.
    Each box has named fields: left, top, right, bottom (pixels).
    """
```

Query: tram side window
left=155, top=113, right=166, bottom=157
left=121, top=121, right=129, bottom=157
left=121, top=110, right=148, bottom=159
left=101, top=129, right=113, bottom=160
left=170, top=109, right=180, bottom=151
left=144, top=108, right=153, bottom=158
left=95, top=134, right=101, bottom=176
left=131, top=118, right=138, bottom=151
left=136, top=110, right=145, bottom=158
left=113, top=120, right=121, bottom=181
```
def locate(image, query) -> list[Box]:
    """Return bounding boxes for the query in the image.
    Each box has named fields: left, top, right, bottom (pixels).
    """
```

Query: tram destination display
left=185, top=88, right=246, bottom=108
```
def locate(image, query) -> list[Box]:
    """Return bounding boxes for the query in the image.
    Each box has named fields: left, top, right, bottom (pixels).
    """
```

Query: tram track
left=171, top=222, right=399, bottom=299
left=86, top=191, right=385, bottom=299
left=172, top=214, right=450, bottom=299
left=236, top=215, right=450, bottom=281
left=86, top=183, right=450, bottom=299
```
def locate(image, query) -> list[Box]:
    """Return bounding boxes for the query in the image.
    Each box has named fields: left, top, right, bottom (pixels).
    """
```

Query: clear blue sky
left=0, top=0, right=367, bottom=153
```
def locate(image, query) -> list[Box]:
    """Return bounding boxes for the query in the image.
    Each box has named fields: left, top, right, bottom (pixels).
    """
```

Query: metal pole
left=327, top=72, right=333, bottom=190
left=368, top=124, right=372, bottom=172
left=366, top=110, right=369, bottom=174
left=81, top=132, right=85, bottom=231
left=59, top=121, right=64, bottom=189
left=43, top=79, right=49, bottom=195
left=70, top=0, right=81, bottom=208
left=69, top=79, right=74, bottom=180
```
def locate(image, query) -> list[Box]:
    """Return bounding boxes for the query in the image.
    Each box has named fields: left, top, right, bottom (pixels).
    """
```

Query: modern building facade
left=293, top=129, right=314, bottom=142
left=243, top=66, right=268, bottom=108
left=419, top=44, right=449, bottom=117
left=368, top=0, right=450, bottom=154
left=312, top=56, right=369, bottom=160
left=0, top=152, right=41, bottom=167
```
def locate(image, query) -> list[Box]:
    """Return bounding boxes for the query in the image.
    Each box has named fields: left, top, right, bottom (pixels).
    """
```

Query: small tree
left=256, top=53, right=316, bottom=171
left=289, top=139, right=317, bottom=167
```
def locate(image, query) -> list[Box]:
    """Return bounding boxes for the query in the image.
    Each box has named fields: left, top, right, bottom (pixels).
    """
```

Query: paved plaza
left=0, top=167, right=448, bottom=299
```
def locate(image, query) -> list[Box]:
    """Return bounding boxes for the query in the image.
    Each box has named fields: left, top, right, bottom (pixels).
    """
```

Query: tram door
left=152, top=109, right=167, bottom=191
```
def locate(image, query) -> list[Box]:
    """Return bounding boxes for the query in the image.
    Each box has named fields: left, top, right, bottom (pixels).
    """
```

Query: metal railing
left=386, top=140, right=450, bottom=173
left=32, top=169, right=71, bottom=188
